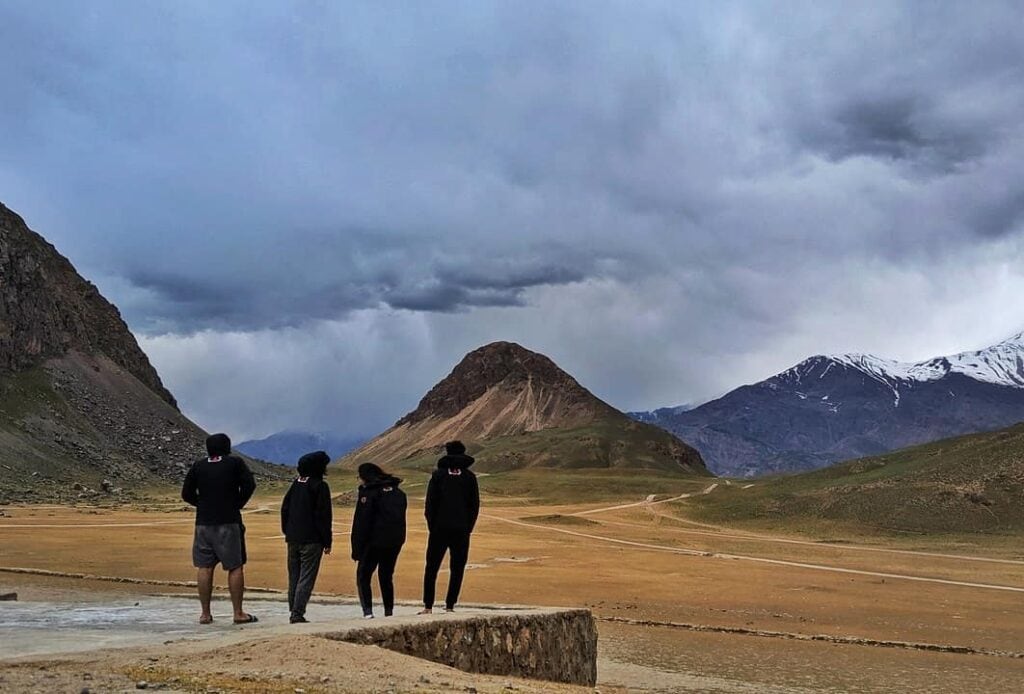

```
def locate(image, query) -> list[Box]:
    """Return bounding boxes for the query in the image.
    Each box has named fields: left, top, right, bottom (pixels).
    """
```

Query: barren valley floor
left=2, top=481, right=1023, bottom=692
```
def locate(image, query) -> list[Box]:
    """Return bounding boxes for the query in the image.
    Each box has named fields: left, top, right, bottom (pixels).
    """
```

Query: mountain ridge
left=0, top=201, right=176, bottom=406
left=237, top=430, right=366, bottom=466
left=342, top=341, right=709, bottom=475
left=641, top=331, right=1024, bottom=477
left=0, top=201, right=282, bottom=501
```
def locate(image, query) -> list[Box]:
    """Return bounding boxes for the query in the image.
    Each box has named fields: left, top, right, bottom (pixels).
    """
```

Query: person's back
left=420, top=441, right=479, bottom=614
left=280, top=451, right=332, bottom=623
left=185, top=452, right=254, bottom=526
left=181, top=433, right=257, bottom=625
left=351, top=463, right=407, bottom=618
left=426, top=461, right=478, bottom=533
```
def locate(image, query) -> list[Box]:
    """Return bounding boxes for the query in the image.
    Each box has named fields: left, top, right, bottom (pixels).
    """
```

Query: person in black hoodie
left=280, top=451, right=333, bottom=624
left=350, top=462, right=407, bottom=618
left=181, top=433, right=257, bottom=625
left=419, top=440, right=479, bottom=614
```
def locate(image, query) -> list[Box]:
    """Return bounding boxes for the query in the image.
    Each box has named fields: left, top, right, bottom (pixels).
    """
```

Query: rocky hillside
left=1, top=202, right=175, bottom=404
left=0, top=202, right=281, bottom=502
left=342, top=341, right=709, bottom=475
left=642, top=333, right=1024, bottom=477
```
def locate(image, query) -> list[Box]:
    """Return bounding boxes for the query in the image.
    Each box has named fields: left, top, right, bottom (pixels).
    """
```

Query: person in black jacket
left=419, top=440, right=479, bottom=614
left=351, top=462, right=407, bottom=618
left=181, top=433, right=257, bottom=625
left=280, top=451, right=333, bottom=624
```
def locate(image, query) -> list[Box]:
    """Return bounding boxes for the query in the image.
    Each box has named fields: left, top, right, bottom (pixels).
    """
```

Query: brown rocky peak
left=0, top=202, right=177, bottom=407
left=397, top=341, right=613, bottom=426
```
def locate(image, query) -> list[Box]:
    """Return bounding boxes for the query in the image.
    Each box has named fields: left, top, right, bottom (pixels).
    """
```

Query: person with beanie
left=350, top=462, right=407, bottom=618
left=419, top=440, right=479, bottom=614
left=280, top=450, right=333, bottom=623
left=181, top=433, right=257, bottom=625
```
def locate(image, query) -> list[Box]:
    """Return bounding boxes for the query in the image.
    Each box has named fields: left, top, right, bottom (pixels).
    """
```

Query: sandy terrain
left=2, top=486, right=1023, bottom=692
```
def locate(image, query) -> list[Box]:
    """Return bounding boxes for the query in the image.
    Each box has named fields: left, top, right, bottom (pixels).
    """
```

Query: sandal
left=233, top=614, right=259, bottom=625
left=199, top=615, right=214, bottom=625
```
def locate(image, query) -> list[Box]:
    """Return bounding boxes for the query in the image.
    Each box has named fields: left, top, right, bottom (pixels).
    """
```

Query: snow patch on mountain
left=825, top=331, right=1024, bottom=389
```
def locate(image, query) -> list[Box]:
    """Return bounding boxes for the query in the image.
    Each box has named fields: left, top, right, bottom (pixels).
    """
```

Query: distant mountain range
left=236, top=430, right=366, bottom=466
left=341, top=341, right=709, bottom=475
left=635, top=332, right=1024, bottom=477
left=627, top=404, right=692, bottom=424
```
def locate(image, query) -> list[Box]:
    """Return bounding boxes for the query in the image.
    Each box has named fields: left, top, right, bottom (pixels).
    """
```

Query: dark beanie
left=206, top=433, right=232, bottom=457
left=445, top=440, right=466, bottom=455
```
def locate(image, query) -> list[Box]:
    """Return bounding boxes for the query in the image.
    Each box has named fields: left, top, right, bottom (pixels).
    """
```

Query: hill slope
left=342, top=342, right=709, bottom=475
left=689, top=422, right=1024, bottom=533
left=0, top=202, right=280, bottom=501
left=643, top=333, right=1024, bottom=477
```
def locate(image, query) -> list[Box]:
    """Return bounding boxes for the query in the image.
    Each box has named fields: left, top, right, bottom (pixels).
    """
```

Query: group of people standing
left=181, top=434, right=480, bottom=624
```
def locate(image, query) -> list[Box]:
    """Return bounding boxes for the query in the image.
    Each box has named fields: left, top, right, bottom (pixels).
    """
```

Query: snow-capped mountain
left=643, top=331, right=1024, bottom=477
left=790, top=332, right=1024, bottom=406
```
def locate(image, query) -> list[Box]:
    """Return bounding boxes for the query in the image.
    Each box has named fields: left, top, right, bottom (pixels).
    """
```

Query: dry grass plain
left=2, top=474, right=1024, bottom=692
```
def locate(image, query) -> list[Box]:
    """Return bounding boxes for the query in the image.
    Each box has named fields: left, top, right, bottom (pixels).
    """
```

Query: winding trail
left=481, top=513, right=1024, bottom=594
left=567, top=484, right=1024, bottom=567
left=597, top=516, right=1024, bottom=567
left=571, top=483, right=719, bottom=517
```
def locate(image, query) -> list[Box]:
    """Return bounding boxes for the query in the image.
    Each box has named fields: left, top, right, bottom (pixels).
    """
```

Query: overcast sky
left=3, top=1, right=1024, bottom=441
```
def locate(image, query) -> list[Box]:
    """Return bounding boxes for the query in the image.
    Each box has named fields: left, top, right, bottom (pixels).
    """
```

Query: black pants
left=423, top=529, right=471, bottom=610
left=287, top=542, right=323, bottom=619
left=356, top=545, right=402, bottom=616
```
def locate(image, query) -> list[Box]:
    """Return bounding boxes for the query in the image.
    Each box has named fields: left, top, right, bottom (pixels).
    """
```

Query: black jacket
left=181, top=454, right=256, bottom=525
left=280, top=476, right=333, bottom=550
left=425, top=454, right=480, bottom=534
left=351, top=475, right=407, bottom=560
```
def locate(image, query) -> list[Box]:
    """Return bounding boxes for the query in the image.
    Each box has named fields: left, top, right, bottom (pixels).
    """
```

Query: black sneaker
left=290, top=616, right=308, bottom=624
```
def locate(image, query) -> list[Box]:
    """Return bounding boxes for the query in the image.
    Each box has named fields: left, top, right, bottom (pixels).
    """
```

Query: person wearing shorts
left=182, top=433, right=257, bottom=625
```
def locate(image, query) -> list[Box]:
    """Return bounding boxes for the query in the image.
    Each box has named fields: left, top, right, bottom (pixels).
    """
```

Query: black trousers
left=356, top=545, right=402, bottom=616
left=287, top=542, right=323, bottom=619
left=422, top=529, right=471, bottom=610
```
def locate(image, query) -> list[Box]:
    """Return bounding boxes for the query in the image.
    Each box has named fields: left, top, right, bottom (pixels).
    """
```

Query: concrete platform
left=0, top=595, right=597, bottom=686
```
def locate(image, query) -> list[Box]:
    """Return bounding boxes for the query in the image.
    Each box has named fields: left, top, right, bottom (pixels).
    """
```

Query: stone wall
left=327, top=608, right=598, bottom=686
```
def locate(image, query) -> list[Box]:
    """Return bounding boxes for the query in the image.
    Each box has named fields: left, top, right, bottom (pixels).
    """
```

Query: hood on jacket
left=437, top=453, right=475, bottom=470
left=206, top=433, right=232, bottom=457
left=362, top=473, right=403, bottom=489
left=297, top=450, right=331, bottom=478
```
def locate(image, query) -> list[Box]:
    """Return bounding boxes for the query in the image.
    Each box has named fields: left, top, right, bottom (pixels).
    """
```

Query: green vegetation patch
left=686, top=423, right=1024, bottom=535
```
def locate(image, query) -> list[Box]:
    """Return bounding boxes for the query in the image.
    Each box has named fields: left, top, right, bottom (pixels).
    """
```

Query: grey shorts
left=192, top=523, right=246, bottom=570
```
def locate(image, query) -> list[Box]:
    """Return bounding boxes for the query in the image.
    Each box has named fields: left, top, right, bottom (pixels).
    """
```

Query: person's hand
left=323, top=547, right=331, bottom=555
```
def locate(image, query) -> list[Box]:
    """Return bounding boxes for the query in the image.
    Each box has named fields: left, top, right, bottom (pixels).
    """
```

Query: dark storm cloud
left=123, top=245, right=597, bottom=329
left=4, top=1, right=1024, bottom=437
left=798, top=93, right=989, bottom=173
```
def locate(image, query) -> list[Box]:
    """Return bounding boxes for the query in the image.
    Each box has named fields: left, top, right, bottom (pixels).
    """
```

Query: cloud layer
left=3, top=1, right=1024, bottom=439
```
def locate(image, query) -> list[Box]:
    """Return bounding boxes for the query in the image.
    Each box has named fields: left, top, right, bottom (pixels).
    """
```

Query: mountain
left=643, top=333, right=1024, bottom=477
left=0, top=202, right=281, bottom=502
left=341, top=341, right=709, bottom=475
left=237, top=430, right=366, bottom=466
left=688, top=421, right=1024, bottom=533
left=628, top=403, right=692, bottom=424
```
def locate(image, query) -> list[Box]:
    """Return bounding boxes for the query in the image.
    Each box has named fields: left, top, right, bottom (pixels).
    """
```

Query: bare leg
left=197, top=567, right=215, bottom=623
left=228, top=566, right=246, bottom=620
